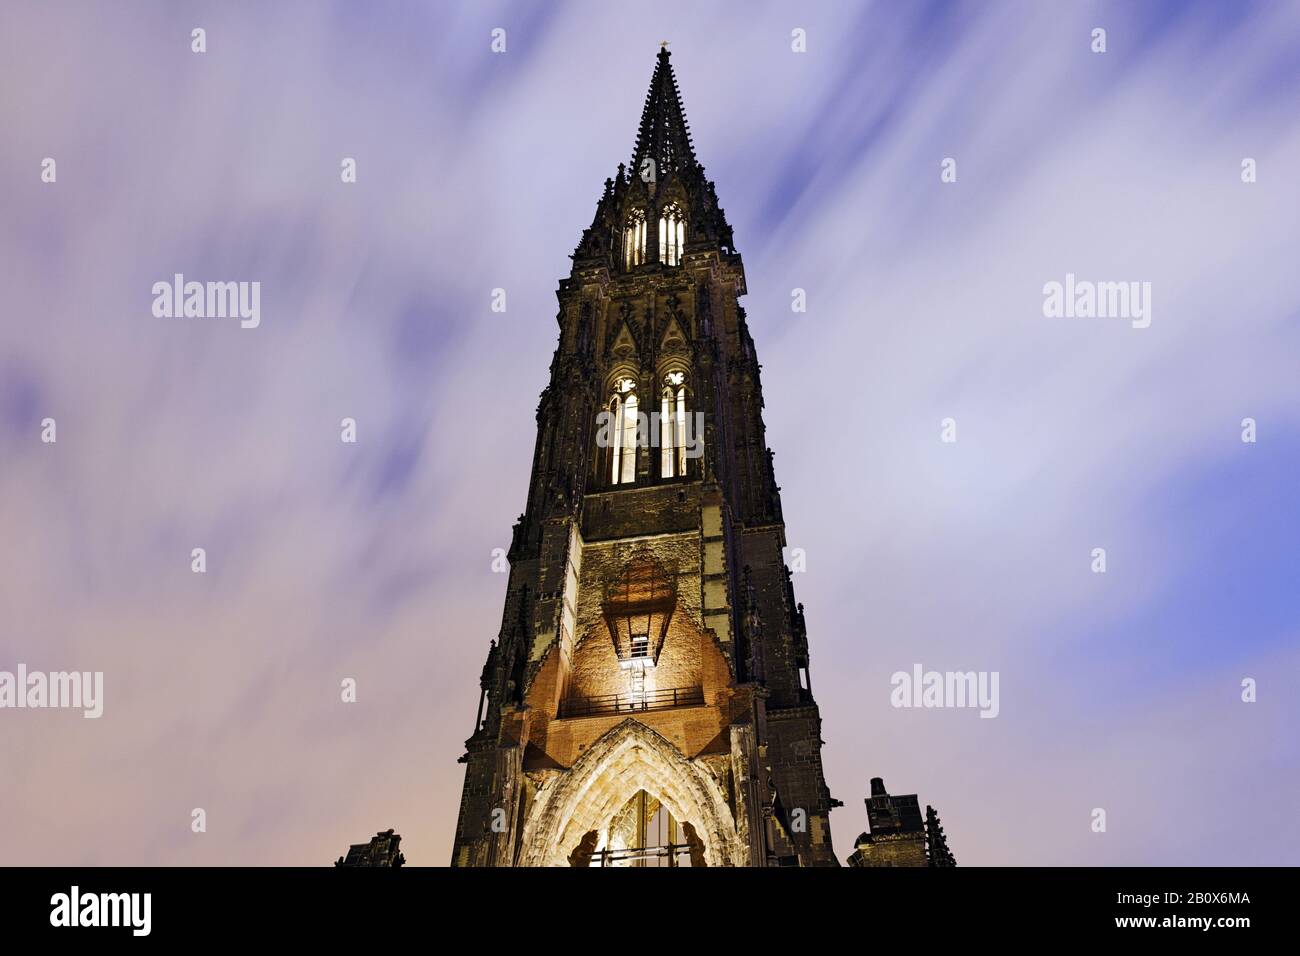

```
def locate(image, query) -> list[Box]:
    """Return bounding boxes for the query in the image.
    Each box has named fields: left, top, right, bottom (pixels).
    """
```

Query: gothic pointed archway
left=517, top=719, right=743, bottom=867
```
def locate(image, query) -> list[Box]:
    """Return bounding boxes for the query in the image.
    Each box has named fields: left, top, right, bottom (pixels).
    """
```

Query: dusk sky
left=2, top=0, right=1297, bottom=866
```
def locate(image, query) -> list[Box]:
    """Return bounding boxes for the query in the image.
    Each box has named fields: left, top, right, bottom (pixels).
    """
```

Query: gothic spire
left=630, top=45, right=698, bottom=182
left=571, top=46, right=735, bottom=272
left=925, top=805, right=957, bottom=867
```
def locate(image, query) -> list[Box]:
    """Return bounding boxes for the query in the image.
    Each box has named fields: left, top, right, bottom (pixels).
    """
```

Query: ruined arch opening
left=571, top=789, right=705, bottom=867
left=518, top=720, right=742, bottom=867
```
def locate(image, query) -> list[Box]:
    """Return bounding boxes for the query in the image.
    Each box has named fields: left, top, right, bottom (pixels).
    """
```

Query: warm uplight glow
left=658, top=203, right=685, bottom=266
left=623, top=210, right=646, bottom=270
left=609, top=377, right=638, bottom=485
left=586, top=791, right=692, bottom=867
left=660, top=370, right=688, bottom=478
left=626, top=657, right=648, bottom=702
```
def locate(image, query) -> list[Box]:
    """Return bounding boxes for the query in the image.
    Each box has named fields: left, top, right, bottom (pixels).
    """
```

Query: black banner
left=0, top=866, right=1278, bottom=941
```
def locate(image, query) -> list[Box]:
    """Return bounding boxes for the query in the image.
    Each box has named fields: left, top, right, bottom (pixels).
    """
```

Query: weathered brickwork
left=451, top=47, right=840, bottom=867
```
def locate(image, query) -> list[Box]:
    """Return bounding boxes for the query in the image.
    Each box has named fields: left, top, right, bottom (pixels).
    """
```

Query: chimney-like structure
left=847, top=778, right=955, bottom=867
left=334, top=829, right=406, bottom=868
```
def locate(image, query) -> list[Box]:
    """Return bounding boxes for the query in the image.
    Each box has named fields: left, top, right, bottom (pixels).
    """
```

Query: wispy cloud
left=0, top=0, right=1296, bottom=864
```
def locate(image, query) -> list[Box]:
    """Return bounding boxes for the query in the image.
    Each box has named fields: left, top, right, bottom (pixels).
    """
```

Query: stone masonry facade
left=450, top=47, right=841, bottom=868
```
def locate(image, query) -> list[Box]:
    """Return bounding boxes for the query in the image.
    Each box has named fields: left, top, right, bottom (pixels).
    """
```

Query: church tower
left=451, top=47, right=839, bottom=867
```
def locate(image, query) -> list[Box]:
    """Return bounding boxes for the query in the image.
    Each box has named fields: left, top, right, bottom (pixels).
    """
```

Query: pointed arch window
left=660, top=369, right=690, bottom=478
left=606, top=377, right=639, bottom=485
left=623, top=211, right=647, bottom=271
left=658, top=204, right=685, bottom=266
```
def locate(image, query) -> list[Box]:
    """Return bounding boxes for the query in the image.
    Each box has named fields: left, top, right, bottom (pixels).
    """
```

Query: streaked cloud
left=1, top=0, right=1296, bottom=865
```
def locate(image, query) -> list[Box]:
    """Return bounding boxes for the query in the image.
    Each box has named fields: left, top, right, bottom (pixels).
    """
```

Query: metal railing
left=589, top=844, right=693, bottom=867
left=558, top=685, right=704, bottom=718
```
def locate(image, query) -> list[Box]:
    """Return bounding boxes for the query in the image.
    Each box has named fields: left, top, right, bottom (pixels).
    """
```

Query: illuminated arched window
left=623, top=211, right=647, bottom=270
left=606, top=377, right=639, bottom=485
left=658, top=204, right=685, bottom=266
left=660, top=370, right=690, bottom=478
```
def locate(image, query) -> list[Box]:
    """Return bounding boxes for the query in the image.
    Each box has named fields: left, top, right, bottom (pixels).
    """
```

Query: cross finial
left=660, top=40, right=670, bottom=51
